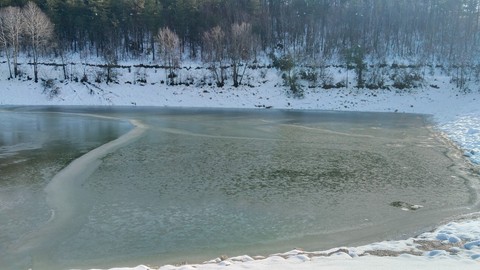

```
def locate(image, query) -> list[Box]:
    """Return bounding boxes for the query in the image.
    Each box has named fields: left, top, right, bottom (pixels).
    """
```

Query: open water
left=0, top=107, right=478, bottom=270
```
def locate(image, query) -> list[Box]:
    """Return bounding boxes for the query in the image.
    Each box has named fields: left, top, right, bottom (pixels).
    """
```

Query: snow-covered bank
left=96, top=216, right=480, bottom=270
left=1, top=64, right=480, bottom=270
left=2, top=68, right=480, bottom=164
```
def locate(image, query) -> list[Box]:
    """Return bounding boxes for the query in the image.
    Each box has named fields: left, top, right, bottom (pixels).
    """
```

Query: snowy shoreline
left=1, top=73, right=480, bottom=269
left=1, top=69, right=479, bottom=164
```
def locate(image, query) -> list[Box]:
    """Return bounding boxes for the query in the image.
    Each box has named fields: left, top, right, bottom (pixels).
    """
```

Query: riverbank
left=150, top=213, right=480, bottom=270
left=1, top=73, right=480, bottom=269
left=1, top=71, right=479, bottom=163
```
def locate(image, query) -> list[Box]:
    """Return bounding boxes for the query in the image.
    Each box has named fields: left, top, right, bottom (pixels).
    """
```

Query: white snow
left=94, top=214, right=480, bottom=270
left=1, top=60, right=480, bottom=270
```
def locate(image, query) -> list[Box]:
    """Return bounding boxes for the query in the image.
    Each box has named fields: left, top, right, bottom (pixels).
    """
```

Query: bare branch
left=202, top=26, right=227, bottom=86
left=22, top=1, right=54, bottom=82
left=0, top=6, right=23, bottom=78
left=156, top=27, right=181, bottom=85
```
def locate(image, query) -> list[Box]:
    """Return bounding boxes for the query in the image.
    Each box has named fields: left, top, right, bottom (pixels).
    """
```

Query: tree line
left=1, top=0, right=480, bottom=88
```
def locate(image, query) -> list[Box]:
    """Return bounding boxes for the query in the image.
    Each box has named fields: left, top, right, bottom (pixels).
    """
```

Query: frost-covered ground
left=1, top=59, right=480, bottom=269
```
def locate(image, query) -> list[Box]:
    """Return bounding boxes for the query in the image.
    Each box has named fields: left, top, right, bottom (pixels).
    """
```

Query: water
left=0, top=107, right=478, bottom=270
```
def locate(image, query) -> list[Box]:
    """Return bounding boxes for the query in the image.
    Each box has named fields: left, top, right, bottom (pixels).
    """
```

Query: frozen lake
left=0, top=107, right=478, bottom=270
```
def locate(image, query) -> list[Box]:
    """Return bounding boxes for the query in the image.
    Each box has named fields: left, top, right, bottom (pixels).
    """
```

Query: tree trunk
left=3, top=46, right=12, bottom=79
left=13, top=47, right=18, bottom=78
left=232, top=62, right=239, bottom=87
left=33, top=60, right=38, bottom=83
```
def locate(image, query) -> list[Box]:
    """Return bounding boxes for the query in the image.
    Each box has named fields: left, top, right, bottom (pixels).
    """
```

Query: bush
left=95, top=68, right=118, bottom=84
left=135, top=68, right=148, bottom=84
left=283, top=72, right=304, bottom=98
left=42, top=79, right=61, bottom=99
left=391, top=70, right=424, bottom=90
left=260, top=69, right=267, bottom=79
left=95, top=71, right=103, bottom=83
left=365, top=66, right=386, bottom=89
left=271, top=52, right=303, bottom=97
left=271, top=53, right=295, bottom=72
left=81, top=74, right=88, bottom=83
left=318, top=67, right=334, bottom=87
left=299, top=68, right=318, bottom=82
left=167, top=72, right=178, bottom=79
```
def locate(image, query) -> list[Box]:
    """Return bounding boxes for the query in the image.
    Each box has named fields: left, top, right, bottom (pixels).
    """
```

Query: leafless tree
left=202, top=26, right=227, bottom=87
left=0, top=6, right=23, bottom=79
left=229, top=22, right=253, bottom=87
left=157, top=27, right=181, bottom=85
left=0, top=10, right=11, bottom=78
left=22, top=1, right=54, bottom=83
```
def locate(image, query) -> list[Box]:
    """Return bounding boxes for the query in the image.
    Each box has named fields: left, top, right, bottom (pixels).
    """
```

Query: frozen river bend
left=0, top=107, right=479, bottom=270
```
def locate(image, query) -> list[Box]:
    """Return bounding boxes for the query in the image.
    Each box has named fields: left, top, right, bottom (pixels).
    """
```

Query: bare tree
left=202, top=26, right=227, bottom=87
left=0, top=10, right=11, bottom=78
left=157, top=27, right=181, bottom=85
left=0, top=6, right=23, bottom=79
left=229, top=22, right=253, bottom=87
left=22, top=1, right=54, bottom=83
